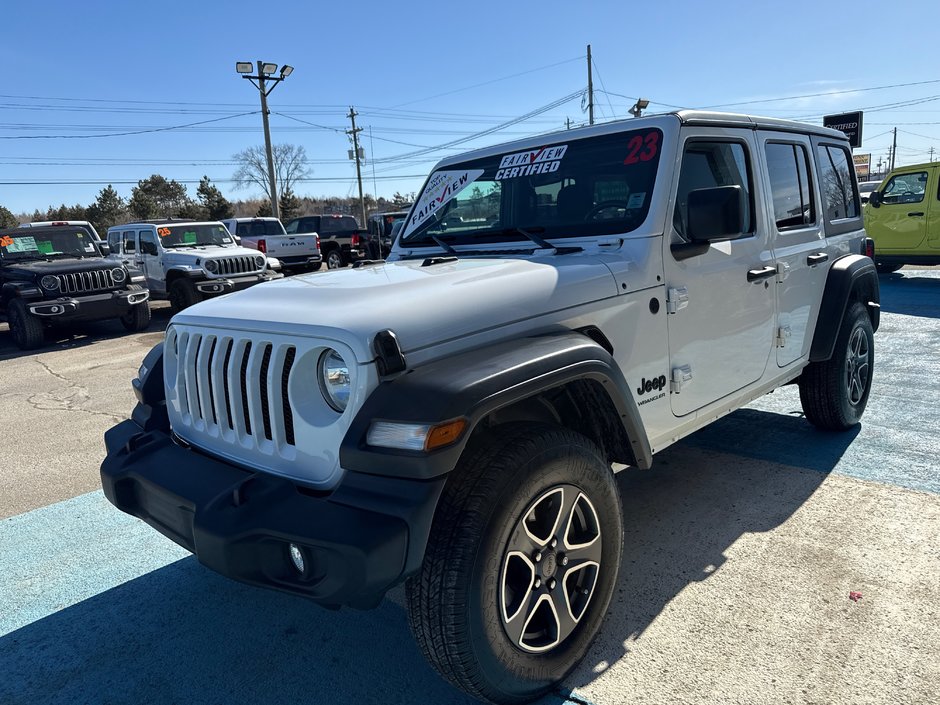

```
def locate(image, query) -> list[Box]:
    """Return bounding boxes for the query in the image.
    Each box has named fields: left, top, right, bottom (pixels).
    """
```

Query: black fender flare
left=340, top=331, right=653, bottom=481
left=809, top=254, right=880, bottom=363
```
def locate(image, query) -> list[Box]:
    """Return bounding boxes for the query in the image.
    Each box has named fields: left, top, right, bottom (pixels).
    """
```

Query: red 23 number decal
left=624, top=131, right=660, bottom=165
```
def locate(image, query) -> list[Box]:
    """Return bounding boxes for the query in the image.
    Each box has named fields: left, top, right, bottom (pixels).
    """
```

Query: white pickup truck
left=221, top=217, right=322, bottom=272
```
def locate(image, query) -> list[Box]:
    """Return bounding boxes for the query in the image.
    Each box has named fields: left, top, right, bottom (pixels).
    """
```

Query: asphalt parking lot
left=1, top=270, right=938, bottom=705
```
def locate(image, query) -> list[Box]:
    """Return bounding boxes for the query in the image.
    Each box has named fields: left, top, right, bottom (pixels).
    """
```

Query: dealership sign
left=853, top=154, right=871, bottom=179
left=824, top=111, right=863, bottom=148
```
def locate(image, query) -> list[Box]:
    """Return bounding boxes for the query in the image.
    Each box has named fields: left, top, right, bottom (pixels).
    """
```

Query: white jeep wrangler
left=105, top=219, right=282, bottom=312
left=101, top=112, right=879, bottom=704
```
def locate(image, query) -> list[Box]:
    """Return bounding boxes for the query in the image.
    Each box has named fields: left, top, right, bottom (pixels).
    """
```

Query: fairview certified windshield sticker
left=403, top=169, right=484, bottom=237
left=495, top=144, right=568, bottom=180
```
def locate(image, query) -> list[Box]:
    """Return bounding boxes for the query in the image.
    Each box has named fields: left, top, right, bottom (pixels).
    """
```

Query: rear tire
left=325, top=249, right=344, bottom=270
left=799, top=301, right=874, bottom=430
left=406, top=423, right=623, bottom=704
left=8, top=299, right=45, bottom=350
left=168, top=279, right=199, bottom=313
left=310, top=262, right=322, bottom=272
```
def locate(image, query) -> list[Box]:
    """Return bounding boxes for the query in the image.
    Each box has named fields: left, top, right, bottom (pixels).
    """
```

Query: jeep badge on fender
left=101, top=111, right=879, bottom=705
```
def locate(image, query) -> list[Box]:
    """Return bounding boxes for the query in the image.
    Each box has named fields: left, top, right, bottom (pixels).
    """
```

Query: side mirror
left=687, top=186, right=745, bottom=242
left=868, top=191, right=882, bottom=208
left=97, top=243, right=111, bottom=256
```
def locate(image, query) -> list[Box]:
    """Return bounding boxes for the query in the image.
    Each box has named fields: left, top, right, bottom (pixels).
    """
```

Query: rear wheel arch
left=809, top=255, right=880, bottom=363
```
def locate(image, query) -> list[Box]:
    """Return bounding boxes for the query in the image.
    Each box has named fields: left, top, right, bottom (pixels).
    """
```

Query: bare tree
left=232, top=144, right=311, bottom=200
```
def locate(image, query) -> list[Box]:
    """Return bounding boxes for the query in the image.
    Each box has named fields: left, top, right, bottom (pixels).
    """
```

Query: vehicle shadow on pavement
left=0, top=304, right=172, bottom=363
left=566, top=409, right=858, bottom=691
left=0, top=410, right=857, bottom=705
left=878, top=271, right=940, bottom=319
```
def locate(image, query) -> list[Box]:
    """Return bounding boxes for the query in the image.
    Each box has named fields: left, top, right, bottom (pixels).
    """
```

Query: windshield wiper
left=431, top=235, right=458, bottom=255
left=498, top=226, right=583, bottom=255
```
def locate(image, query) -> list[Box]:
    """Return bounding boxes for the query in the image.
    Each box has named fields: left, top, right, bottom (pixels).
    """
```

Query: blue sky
left=2, top=0, right=939, bottom=215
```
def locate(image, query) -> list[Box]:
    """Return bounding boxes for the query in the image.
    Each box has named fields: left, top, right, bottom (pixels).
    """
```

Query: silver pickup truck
left=221, top=217, right=322, bottom=272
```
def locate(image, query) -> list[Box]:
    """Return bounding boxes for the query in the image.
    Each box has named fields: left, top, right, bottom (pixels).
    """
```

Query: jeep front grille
left=55, top=269, right=115, bottom=294
left=211, top=256, right=260, bottom=276
left=172, top=330, right=295, bottom=449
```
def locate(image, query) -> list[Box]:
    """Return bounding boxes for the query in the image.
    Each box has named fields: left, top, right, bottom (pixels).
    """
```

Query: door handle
left=908, top=212, right=925, bottom=217
left=747, top=266, right=777, bottom=282
left=807, top=253, right=829, bottom=266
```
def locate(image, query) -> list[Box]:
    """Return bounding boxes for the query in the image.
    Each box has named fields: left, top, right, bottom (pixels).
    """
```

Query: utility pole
left=346, top=107, right=367, bottom=235
left=929, top=146, right=935, bottom=163
left=566, top=117, right=571, bottom=130
left=236, top=61, right=294, bottom=220
left=890, top=127, right=897, bottom=171
left=586, top=44, right=594, bottom=126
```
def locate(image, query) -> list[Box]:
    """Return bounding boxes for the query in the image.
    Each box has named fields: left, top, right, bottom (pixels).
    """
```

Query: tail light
left=351, top=234, right=360, bottom=247
left=863, top=237, right=875, bottom=259
left=257, top=239, right=266, bottom=253
left=316, top=234, right=320, bottom=249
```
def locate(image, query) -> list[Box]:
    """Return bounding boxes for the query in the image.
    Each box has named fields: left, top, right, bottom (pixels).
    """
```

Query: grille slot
left=55, top=268, right=115, bottom=294
left=239, top=342, right=253, bottom=436
left=259, top=344, right=273, bottom=441
left=221, top=340, right=234, bottom=430
left=282, top=347, right=296, bottom=446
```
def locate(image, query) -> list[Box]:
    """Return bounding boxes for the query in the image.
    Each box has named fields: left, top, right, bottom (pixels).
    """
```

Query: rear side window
left=881, top=171, right=928, bottom=205
left=122, top=231, right=136, bottom=254
left=816, top=145, right=859, bottom=220
left=674, top=140, right=753, bottom=239
left=765, top=142, right=815, bottom=229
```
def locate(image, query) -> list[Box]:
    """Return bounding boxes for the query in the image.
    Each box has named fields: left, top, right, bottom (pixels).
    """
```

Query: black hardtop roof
left=1, top=224, right=93, bottom=237
left=109, top=219, right=225, bottom=228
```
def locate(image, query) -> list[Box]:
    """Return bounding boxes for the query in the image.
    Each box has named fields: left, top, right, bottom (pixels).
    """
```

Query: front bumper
left=195, top=271, right=283, bottom=296
left=100, top=418, right=445, bottom=609
left=27, top=288, right=149, bottom=321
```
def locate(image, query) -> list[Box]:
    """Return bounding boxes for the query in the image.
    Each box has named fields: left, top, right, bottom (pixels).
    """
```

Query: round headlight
left=205, top=259, right=219, bottom=274
left=255, top=254, right=266, bottom=269
left=318, top=349, right=350, bottom=412
left=40, top=275, right=59, bottom=290
left=111, top=267, right=127, bottom=283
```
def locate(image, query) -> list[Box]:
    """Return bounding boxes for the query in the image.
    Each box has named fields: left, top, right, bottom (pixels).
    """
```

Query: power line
left=696, top=78, right=940, bottom=110
left=0, top=112, right=257, bottom=140
left=0, top=175, right=427, bottom=186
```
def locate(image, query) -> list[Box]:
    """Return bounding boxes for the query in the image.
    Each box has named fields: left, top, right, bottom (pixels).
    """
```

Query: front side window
left=765, top=142, right=815, bottom=230
left=881, top=171, right=928, bottom=205
left=139, top=231, right=158, bottom=255
left=123, top=231, right=136, bottom=254
left=816, top=145, right=859, bottom=220
left=0, top=228, right=98, bottom=259
left=673, top=141, right=753, bottom=239
left=401, top=129, right=664, bottom=245
left=156, top=224, right=232, bottom=248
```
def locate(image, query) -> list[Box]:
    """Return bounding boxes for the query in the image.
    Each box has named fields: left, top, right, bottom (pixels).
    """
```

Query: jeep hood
left=2, top=257, right=115, bottom=279
left=162, top=245, right=262, bottom=264
left=172, top=256, right=619, bottom=361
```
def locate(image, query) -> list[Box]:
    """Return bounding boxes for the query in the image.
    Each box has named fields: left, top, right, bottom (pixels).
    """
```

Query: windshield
left=235, top=220, right=286, bottom=237
left=401, top=129, right=663, bottom=246
left=157, top=223, right=233, bottom=248
left=319, top=216, right=359, bottom=234
left=0, top=228, right=98, bottom=259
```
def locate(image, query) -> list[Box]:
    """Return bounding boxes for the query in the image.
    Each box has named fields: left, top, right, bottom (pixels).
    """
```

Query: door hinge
left=670, top=365, right=692, bottom=393
left=776, top=261, right=790, bottom=282
left=666, top=287, right=689, bottom=314
left=776, top=325, right=792, bottom=348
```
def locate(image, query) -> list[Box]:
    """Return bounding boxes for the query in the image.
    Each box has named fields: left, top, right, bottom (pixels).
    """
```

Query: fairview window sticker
left=495, top=144, right=568, bottom=181
left=403, top=169, right=484, bottom=237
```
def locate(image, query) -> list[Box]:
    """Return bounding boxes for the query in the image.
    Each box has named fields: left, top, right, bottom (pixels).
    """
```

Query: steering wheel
left=584, top=200, right=632, bottom=221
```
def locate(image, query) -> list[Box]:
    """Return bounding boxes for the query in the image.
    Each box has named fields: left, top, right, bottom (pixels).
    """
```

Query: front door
left=871, top=168, right=930, bottom=252
left=137, top=230, right=164, bottom=294
left=925, top=168, right=940, bottom=249
left=664, top=130, right=776, bottom=417
left=757, top=132, right=829, bottom=367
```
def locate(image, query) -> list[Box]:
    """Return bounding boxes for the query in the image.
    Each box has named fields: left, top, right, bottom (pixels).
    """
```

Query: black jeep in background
left=0, top=225, right=151, bottom=350
left=283, top=214, right=367, bottom=269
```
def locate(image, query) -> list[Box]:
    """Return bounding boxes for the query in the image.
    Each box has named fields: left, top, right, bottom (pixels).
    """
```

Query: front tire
left=406, top=423, right=623, bottom=704
left=120, top=295, right=151, bottom=332
left=168, top=279, right=199, bottom=313
left=8, top=299, right=45, bottom=350
left=799, top=301, right=874, bottom=430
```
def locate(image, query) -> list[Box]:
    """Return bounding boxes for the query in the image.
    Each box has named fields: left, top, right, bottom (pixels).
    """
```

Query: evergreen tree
left=279, top=188, right=301, bottom=222
left=255, top=200, right=273, bottom=217
left=128, top=175, right=194, bottom=219
left=86, top=185, right=127, bottom=234
left=197, top=176, right=235, bottom=220
left=0, top=205, right=17, bottom=228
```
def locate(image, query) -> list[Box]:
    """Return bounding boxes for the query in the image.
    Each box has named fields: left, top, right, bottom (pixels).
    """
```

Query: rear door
left=664, top=129, right=776, bottom=417
left=926, top=166, right=940, bottom=249
left=757, top=132, right=828, bottom=367
left=138, top=230, right=163, bottom=293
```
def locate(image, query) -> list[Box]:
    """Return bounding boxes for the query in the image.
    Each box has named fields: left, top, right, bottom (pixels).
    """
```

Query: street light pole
left=237, top=61, right=294, bottom=220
